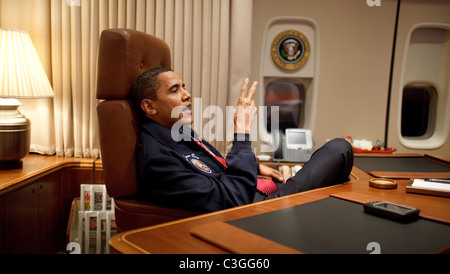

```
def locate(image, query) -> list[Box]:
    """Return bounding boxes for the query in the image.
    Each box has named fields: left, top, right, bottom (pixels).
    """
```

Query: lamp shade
left=0, top=28, right=54, bottom=98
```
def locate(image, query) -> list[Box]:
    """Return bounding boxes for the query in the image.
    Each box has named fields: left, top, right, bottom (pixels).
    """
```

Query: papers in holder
left=406, top=178, right=450, bottom=197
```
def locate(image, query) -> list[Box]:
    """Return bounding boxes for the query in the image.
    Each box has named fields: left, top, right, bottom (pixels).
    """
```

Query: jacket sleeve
left=138, top=133, right=258, bottom=213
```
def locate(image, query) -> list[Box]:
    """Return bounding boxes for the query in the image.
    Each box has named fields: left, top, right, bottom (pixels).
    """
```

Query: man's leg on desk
left=254, top=138, right=354, bottom=202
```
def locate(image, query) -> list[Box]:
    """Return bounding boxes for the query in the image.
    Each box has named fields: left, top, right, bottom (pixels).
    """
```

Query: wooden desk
left=109, top=167, right=450, bottom=254
left=353, top=153, right=450, bottom=179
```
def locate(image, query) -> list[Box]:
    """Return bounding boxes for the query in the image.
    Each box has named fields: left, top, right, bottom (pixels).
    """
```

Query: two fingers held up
left=234, top=78, right=258, bottom=134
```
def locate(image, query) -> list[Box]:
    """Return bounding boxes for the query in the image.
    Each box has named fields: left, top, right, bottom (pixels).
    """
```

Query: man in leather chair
left=130, top=67, right=353, bottom=213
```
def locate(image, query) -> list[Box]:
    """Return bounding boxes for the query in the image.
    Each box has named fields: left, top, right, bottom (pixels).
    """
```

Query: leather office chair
left=96, top=29, right=198, bottom=232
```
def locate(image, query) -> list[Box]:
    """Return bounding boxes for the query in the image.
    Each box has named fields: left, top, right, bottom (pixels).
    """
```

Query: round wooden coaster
left=369, top=178, right=398, bottom=189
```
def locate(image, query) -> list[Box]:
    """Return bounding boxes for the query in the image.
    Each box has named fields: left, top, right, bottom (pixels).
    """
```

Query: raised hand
left=234, top=78, right=258, bottom=134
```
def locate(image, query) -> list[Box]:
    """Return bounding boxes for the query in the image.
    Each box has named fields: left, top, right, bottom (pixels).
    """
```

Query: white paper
left=412, top=179, right=450, bottom=191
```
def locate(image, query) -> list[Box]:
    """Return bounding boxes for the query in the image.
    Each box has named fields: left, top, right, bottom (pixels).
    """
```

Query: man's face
left=143, top=71, right=192, bottom=128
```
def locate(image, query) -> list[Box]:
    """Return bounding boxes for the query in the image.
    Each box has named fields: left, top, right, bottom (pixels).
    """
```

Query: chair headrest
left=96, top=28, right=171, bottom=100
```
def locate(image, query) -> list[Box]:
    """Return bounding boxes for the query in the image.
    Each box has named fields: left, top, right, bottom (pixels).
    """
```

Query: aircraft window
left=265, top=82, right=305, bottom=132
left=401, top=84, right=436, bottom=138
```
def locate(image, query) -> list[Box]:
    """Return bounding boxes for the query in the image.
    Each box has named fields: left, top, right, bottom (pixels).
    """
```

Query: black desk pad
left=227, top=197, right=450, bottom=254
left=354, top=156, right=450, bottom=173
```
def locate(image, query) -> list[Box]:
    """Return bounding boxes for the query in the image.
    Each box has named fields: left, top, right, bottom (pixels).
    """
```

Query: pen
left=424, top=178, right=450, bottom=184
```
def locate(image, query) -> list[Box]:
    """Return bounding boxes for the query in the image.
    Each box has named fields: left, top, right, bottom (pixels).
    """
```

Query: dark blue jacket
left=137, top=119, right=258, bottom=213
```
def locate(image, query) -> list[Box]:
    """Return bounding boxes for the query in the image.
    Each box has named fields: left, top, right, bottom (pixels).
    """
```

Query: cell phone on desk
left=363, top=201, right=420, bottom=223
left=272, top=128, right=314, bottom=163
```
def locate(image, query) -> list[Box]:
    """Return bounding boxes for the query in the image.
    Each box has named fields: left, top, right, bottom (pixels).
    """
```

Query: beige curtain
left=51, top=0, right=101, bottom=157
left=49, top=0, right=251, bottom=157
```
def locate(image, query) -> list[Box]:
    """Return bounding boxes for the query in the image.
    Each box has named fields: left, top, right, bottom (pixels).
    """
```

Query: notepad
left=406, top=179, right=450, bottom=197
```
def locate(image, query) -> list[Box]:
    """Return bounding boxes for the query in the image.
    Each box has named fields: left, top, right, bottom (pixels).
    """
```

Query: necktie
left=257, top=176, right=279, bottom=195
left=190, top=133, right=228, bottom=168
left=189, top=129, right=278, bottom=195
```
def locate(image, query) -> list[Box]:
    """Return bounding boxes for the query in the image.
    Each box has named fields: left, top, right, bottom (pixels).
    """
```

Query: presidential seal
left=271, top=30, right=310, bottom=70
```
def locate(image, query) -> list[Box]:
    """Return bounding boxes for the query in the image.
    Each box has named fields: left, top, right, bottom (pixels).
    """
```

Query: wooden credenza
left=0, top=154, right=104, bottom=254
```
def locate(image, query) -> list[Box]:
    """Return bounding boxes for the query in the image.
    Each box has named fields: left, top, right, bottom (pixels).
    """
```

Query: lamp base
left=0, top=99, right=31, bottom=165
left=0, top=160, right=23, bottom=170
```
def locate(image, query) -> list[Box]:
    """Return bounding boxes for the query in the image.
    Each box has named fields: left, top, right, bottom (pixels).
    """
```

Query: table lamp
left=0, top=28, right=54, bottom=167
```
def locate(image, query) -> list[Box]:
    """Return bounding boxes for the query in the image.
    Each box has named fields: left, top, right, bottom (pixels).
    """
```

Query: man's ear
left=141, top=99, right=157, bottom=116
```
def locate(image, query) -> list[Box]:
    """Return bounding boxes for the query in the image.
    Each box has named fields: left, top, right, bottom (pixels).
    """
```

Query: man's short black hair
left=130, top=67, right=173, bottom=118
